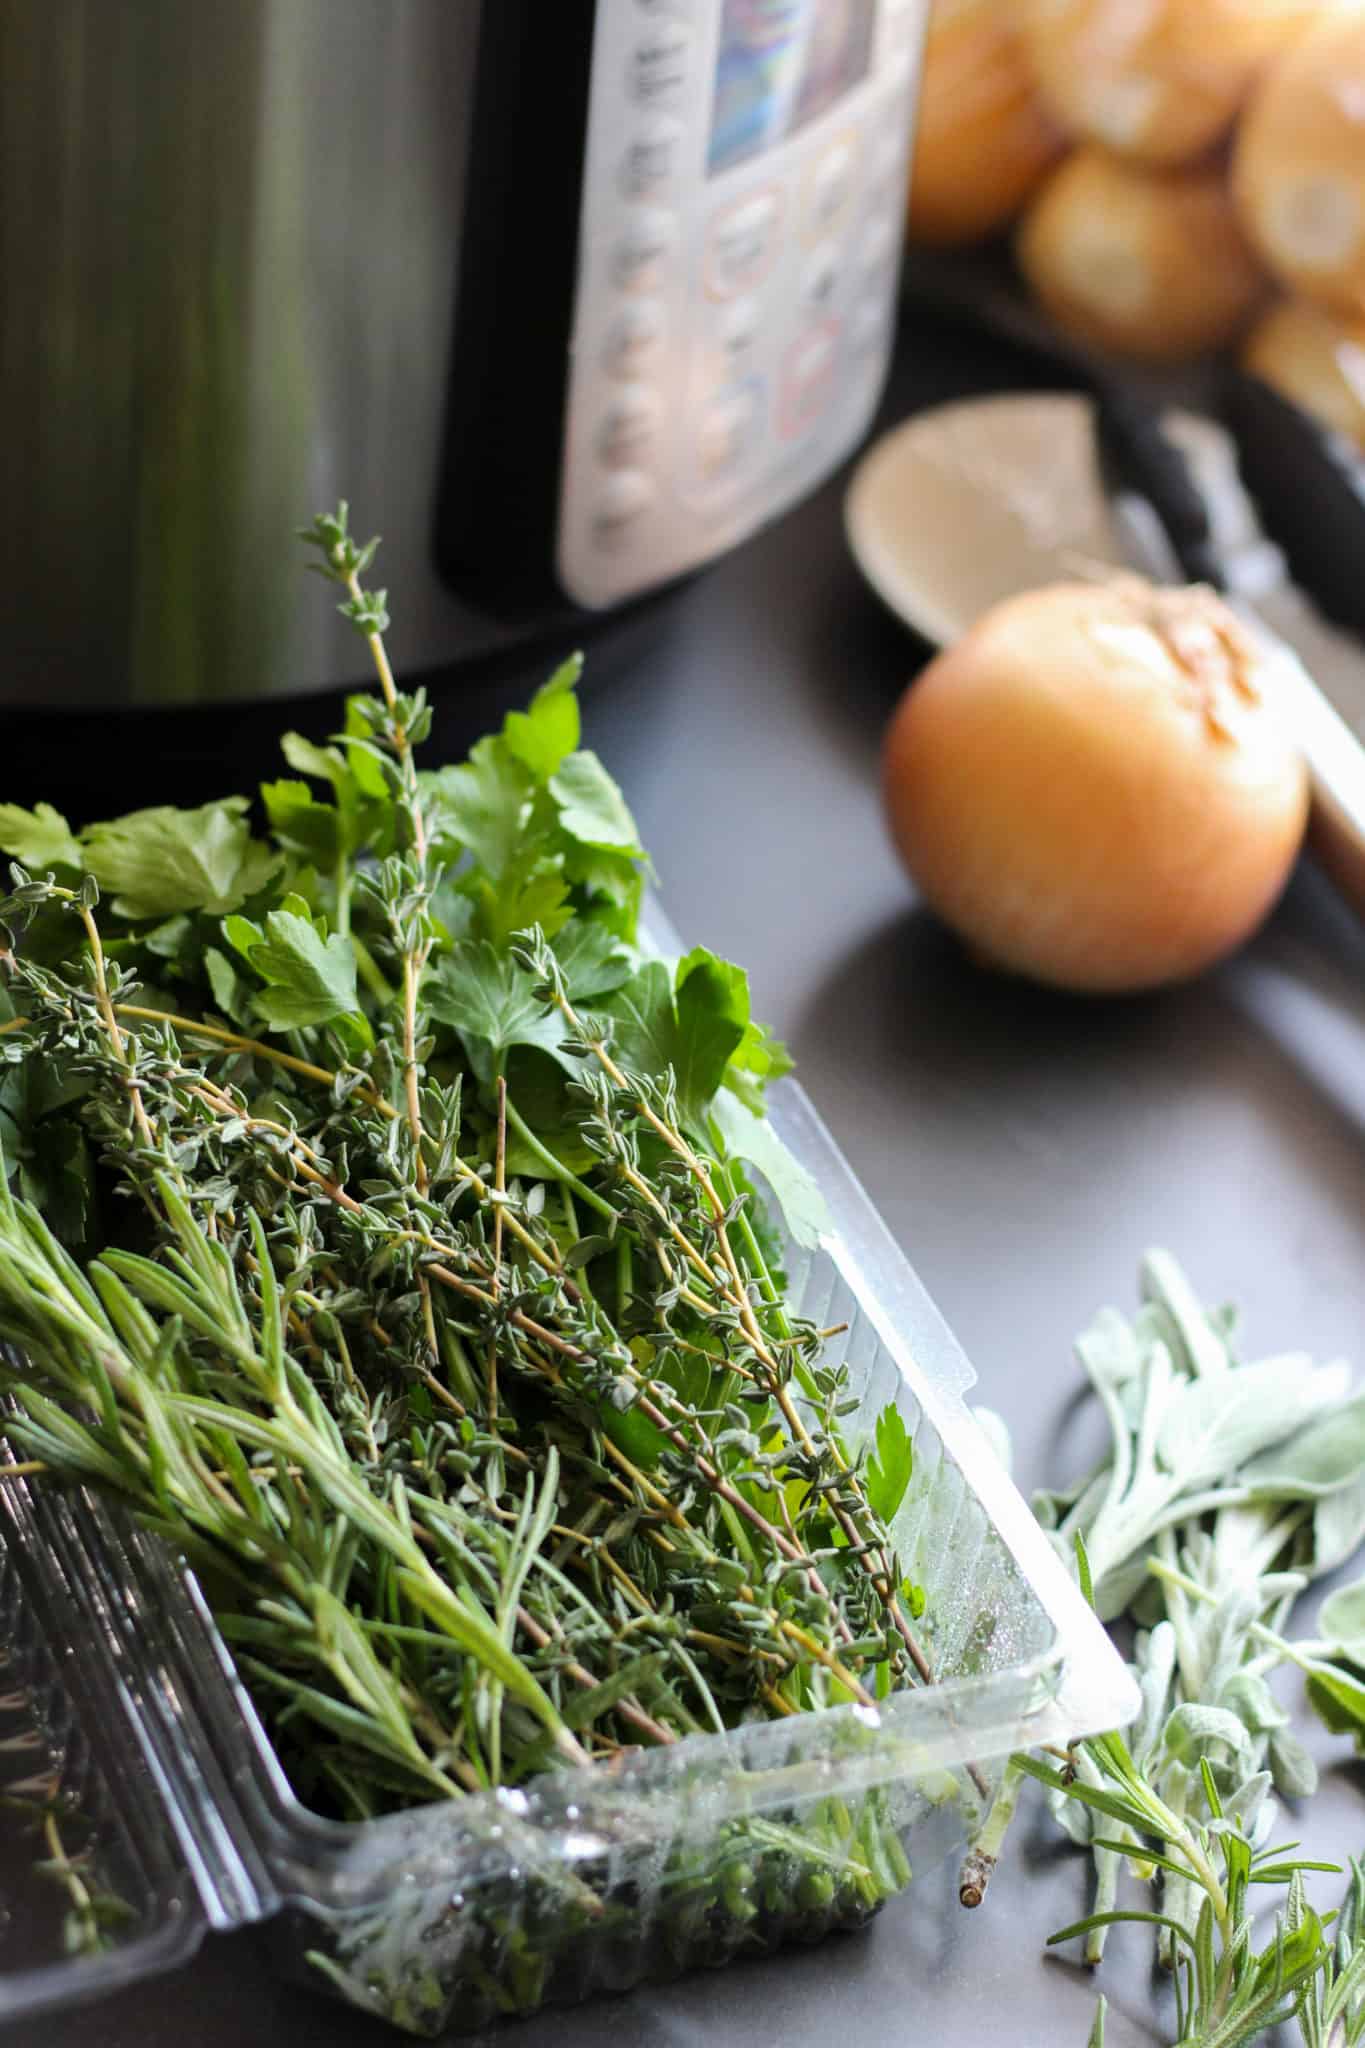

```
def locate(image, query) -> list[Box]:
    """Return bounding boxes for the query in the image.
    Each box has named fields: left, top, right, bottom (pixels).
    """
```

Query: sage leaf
left=1306, top=1666, right=1365, bottom=1750
left=1219, top=1671, right=1289, bottom=1738
left=1312, top=1471, right=1365, bottom=1577
left=1133, top=1622, right=1177, bottom=1757
left=1141, top=1248, right=1232, bottom=1379
left=1317, top=1579, right=1365, bottom=1664
left=1075, top=1305, right=1147, bottom=1391
left=1240, top=1391, right=1365, bottom=1500
left=1268, top=1726, right=1318, bottom=1801
left=1163, top=1703, right=1256, bottom=1782
left=1222, top=1769, right=1272, bottom=1835
left=1092, top=1551, right=1155, bottom=1625
left=1155, top=1355, right=1350, bottom=1490
left=1027, top=1255, right=1364, bottom=2033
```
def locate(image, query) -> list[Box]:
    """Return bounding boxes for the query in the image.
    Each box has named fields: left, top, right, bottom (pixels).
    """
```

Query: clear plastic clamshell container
left=0, top=1079, right=1136, bottom=2039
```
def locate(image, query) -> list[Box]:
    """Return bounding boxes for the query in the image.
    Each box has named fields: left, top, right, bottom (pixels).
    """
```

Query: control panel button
left=869, top=129, right=904, bottom=198
left=603, top=300, right=666, bottom=379
left=629, top=23, right=690, bottom=108
left=859, top=212, right=898, bottom=285
left=598, top=385, right=661, bottom=469
left=887, top=34, right=918, bottom=85
left=698, top=379, right=764, bottom=485
left=592, top=469, right=655, bottom=549
left=808, top=134, right=857, bottom=239
left=803, top=241, right=841, bottom=313
left=706, top=189, right=781, bottom=299
left=612, top=208, right=676, bottom=293
left=849, top=295, right=888, bottom=357
left=780, top=320, right=840, bottom=439
left=718, top=293, right=760, bottom=365
left=619, top=115, right=684, bottom=201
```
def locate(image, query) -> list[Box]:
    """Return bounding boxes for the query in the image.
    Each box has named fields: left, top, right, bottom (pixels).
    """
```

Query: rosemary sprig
left=0, top=507, right=929, bottom=1835
left=966, top=1259, right=1365, bottom=2048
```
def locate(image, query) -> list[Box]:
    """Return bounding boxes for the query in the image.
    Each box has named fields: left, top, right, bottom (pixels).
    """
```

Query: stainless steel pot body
left=1, top=0, right=490, bottom=709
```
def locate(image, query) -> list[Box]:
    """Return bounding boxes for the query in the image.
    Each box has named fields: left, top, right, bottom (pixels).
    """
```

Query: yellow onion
left=1241, top=296, right=1365, bottom=447
left=882, top=581, right=1309, bottom=992
left=1017, top=148, right=1266, bottom=362
left=1018, top=0, right=1352, bottom=167
left=908, top=0, right=1063, bottom=246
left=1233, top=12, right=1365, bottom=315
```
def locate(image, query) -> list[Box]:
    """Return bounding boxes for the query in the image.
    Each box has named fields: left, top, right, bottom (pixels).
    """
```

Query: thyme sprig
left=0, top=508, right=929, bottom=1832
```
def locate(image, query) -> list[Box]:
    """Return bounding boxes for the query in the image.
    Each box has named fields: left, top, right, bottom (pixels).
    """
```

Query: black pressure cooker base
left=0, top=590, right=681, bottom=821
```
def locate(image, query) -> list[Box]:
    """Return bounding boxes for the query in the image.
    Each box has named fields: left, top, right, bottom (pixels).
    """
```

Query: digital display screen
left=708, top=0, right=878, bottom=177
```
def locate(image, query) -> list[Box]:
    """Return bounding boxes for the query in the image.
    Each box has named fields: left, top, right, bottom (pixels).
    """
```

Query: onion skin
left=1017, top=149, right=1266, bottom=364
left=908, top=0, right=1063, bottom=247
left=1241, top=296, right=1365, bottom=448
left=1018, top=0, right=1353, bottom=167
left=882, top=582, right=1310, bottom=993
left=1233, top=12, right=1365, bottom=315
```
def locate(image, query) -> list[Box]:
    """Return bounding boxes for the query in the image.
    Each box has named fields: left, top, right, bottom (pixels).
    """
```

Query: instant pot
left=0, top=0, right=925, bottom=802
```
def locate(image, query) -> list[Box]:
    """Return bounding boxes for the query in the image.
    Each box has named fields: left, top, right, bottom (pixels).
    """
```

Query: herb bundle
left=0, top=508, right=930, bottom=1836
left=970, top=1257, right=1365, bottom=2048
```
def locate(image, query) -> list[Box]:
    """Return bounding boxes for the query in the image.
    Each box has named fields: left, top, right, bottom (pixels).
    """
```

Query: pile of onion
left=1233, top=11, right=1365, bottom=314
left=882, top=580, right=1309, bottom=992
left=1018, top=0, right=1351, bottom=167
left=907, top=0, right=1063, bottom=246
left=1016, top=148, right=1266, bottom=363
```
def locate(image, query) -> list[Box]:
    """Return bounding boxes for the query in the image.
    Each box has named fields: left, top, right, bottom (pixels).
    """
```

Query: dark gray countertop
left=40, top=319, right=1365, bottom=2047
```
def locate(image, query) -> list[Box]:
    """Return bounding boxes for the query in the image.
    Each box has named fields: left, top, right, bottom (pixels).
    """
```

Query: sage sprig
left=972, top=1258, right=1365, bottom=2048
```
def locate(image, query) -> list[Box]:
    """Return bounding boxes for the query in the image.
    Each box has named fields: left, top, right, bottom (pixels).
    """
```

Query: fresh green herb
left=0, top=509, right=927, bottom=1925
left=32, top=1806, right=136, bottom=1958
left=1020, top=1737, right=1343, bottom=2048
left=967, top=1256, right=1365, bottom=2048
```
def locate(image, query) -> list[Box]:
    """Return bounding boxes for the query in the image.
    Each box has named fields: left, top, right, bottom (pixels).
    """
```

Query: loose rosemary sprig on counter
left=0, top=507, right=930, bottom=1826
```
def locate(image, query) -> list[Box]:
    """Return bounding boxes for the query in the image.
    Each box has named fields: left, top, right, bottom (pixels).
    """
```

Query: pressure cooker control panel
left=439, top=0, right=925, bottom=622
left=557, top=0, right=925, bottom=607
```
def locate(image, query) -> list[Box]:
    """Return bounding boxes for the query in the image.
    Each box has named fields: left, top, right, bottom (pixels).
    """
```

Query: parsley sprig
left=0, top=511, right=929, bottom=1875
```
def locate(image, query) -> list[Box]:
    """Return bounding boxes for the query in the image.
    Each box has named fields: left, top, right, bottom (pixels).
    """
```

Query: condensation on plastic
left=0, top=1074, right=1137, bottom=2039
